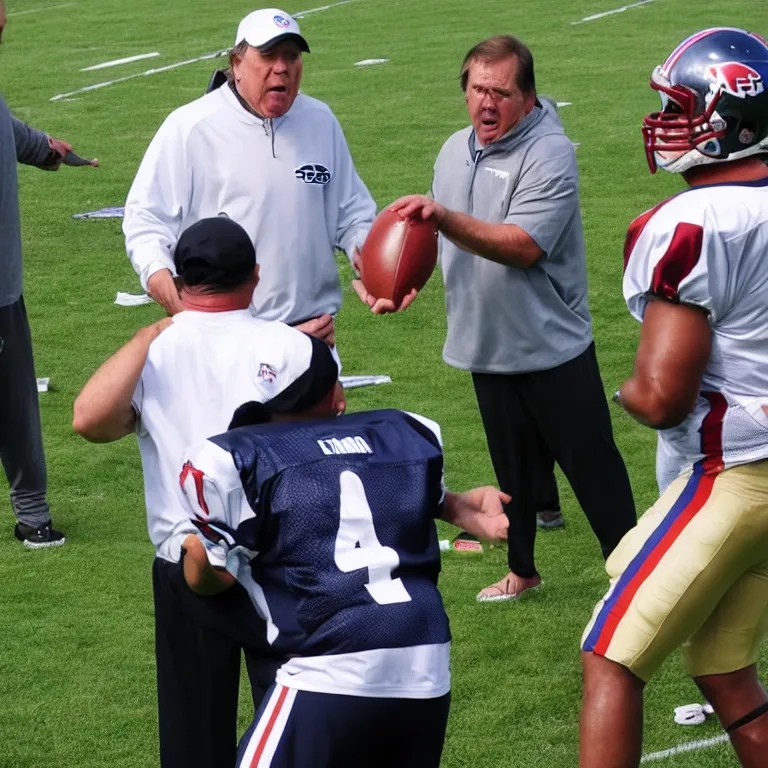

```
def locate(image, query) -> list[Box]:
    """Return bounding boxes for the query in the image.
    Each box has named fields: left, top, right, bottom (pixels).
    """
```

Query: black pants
left=535, top=460, right=560, bottom=513
left=472, top=343, right=636, bottom=578
left=0, top=297, right=50, bottom=527
left=152, top=558, right=283, bottom=768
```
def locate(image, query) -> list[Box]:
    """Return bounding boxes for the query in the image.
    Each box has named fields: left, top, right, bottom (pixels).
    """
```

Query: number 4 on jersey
left=334, top=470, right=412, bottom=605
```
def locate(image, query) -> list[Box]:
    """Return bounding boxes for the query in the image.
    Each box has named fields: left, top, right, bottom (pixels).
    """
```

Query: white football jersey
left=623, top=178, right=768, bottom=492
left=131, top=310, right=315, bottom=562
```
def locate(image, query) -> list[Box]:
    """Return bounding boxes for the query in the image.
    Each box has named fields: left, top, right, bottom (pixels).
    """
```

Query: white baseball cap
left=234, top=8, right=310, bottom=52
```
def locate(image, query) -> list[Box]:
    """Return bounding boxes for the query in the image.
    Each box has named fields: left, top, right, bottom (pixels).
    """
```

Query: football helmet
left=643, top=28, right=768, bottom=173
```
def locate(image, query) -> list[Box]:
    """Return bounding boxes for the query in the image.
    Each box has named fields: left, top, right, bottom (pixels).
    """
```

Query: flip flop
left=476, top=574, right=543, bottom=603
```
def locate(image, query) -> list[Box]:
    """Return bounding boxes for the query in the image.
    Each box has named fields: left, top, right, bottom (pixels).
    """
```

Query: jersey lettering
left=317, top=436, right=373, bottom=456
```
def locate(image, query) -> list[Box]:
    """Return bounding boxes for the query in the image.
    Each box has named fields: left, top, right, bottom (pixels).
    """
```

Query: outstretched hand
left=351, top=249, right=418, bottom=314
left=389, top=195, right=446, bottom=225
left=39, top=136, right=73, bottom=171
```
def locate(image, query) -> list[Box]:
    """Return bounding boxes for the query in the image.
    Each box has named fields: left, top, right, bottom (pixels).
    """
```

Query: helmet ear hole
left=737, top=122, right=757, bottom=145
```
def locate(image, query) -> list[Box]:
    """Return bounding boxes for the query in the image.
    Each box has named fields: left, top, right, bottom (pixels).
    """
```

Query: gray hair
left=226, top=41, right=250, bottom=82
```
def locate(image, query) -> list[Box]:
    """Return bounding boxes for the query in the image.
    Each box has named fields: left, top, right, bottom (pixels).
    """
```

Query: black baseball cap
left=229, top=336, right=340, bottom=429
left=174, top=216, right=256, bottom=285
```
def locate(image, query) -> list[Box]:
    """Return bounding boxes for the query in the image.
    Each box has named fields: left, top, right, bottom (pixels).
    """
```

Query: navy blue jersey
left=180, top=409, right=452, bottom=698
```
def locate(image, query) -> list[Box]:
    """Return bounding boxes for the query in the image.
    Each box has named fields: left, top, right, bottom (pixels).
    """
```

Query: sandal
left=476, top=573, right=543, bottom=602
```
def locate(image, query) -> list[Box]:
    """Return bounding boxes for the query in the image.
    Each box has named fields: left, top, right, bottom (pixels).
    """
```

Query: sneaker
left=14, top=521, right=66, bottom=549
left=536, top=510, right=565, bottom=530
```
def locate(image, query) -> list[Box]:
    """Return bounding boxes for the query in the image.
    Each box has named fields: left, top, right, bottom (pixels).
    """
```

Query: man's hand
left=147, top=269, right=183, bottom=316
left=135, top=316, right=174, bottom=345
left=39, top=137, right=73, bottom=171
left=389, top=195, right=447, bottom=225
left=463, top=486, right=511, bottom=541
left=295, top=314, right=335, bottom=347
left=351, top=249, right=418, bottom=315
left=443, top=486, right=510, bottom=542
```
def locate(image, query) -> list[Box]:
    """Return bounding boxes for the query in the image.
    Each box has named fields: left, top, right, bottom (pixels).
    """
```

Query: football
left=359, top=208, right=438, bottom=306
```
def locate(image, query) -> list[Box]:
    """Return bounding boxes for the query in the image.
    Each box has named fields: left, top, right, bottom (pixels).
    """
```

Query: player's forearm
left=181, top=535, right=236, bottom=595
left=183, top=557, right=236, bottom=595
left=439, top=210, right=542, bottom=269
left=73, top=326, right=158, bottom=442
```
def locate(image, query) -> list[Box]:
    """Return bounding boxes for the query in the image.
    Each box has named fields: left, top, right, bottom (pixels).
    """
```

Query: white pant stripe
left=238, top=685, right=296, bottom=768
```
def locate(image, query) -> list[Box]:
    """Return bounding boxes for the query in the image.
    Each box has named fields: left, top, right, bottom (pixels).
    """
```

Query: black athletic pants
left=152, top=557, right=283, bottom=768
left=472, top=343, right=636, bottom=578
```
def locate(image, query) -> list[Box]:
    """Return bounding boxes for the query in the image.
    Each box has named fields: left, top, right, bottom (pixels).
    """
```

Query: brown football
left=359, top=208, right=438, bottom=306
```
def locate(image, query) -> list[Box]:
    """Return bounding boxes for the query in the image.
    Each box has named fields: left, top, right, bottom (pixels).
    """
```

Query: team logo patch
left=707, top=62, right=765, bottom=99
left=295, top=163, right=332, bottom=184
left=273, top=15, right=291, bottom=28
left=258, top=363, right=277, bottom=382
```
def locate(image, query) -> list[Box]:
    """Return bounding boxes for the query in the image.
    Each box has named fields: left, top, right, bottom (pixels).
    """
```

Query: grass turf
left=1, top=0, right=766, bottom=765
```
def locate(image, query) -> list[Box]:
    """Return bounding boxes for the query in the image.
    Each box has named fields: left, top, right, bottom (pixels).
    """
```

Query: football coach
left=123, top=7, right=380, bottom=351
left=388, top=35, right=637, bottom=603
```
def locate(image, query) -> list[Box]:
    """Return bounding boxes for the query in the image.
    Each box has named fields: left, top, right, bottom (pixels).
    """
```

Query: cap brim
left=256, top=32, right=310, bottom=53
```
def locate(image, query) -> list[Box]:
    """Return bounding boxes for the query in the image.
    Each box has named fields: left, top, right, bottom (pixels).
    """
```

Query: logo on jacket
left=707, top=62, right=764, bottom=98
left=257, top=363, right=277, bottom=383
left=273, top=15, right=291, bottom=28
left=295, top=163, right=332, bottom=184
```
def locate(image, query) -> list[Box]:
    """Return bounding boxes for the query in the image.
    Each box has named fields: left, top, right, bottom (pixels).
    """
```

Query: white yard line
left=572, top=0, right=655, bottom=25
left=294, top=0, right=353, bottom=18
left=80, top=52, right=161, bottom=72
left=51, top=0, right=360, bottom=102
left=9, top=2, right=74, bottom=16
left=355, top=58, right=389, bottom=67
left=640, top=734, right=730, bottom=763
left=51, top=50, right=228, bottom=101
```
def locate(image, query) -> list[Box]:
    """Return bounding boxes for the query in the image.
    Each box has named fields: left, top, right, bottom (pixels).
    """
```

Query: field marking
left=640, top=734, right=730, bottom=763
left=355, top=58, right=389, bottom=67
left=51, top=50, right=229, bottom=101
left=80, top=52, right=161, bottom=72
left=572, top=0, right=655, bottom=25
left=51, top=0, right=360, bottom=102
left=294, top=0, right=353, bottom=18
left=8, top=2, right=74, bottom=16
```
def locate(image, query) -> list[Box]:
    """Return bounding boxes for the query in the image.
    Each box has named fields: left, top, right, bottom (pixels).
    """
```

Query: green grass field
left=1, top=0, right=766, bottom=765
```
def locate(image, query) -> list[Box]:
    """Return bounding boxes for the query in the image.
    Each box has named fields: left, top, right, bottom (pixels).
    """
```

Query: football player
left=579, top=28, right=768, bottom=768
left=178, top=339, right=509, bottom=768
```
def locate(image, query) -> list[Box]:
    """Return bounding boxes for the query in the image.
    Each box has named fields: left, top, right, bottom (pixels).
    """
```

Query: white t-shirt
left=623, top=178, right=768, bottom=491
left=123, top=86, right=376, bottom=325
left=131, top=309, right=313, bottom=562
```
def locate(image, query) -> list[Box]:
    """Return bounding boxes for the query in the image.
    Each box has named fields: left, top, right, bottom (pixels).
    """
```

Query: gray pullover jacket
left=0, top=93, right=51, bottom=307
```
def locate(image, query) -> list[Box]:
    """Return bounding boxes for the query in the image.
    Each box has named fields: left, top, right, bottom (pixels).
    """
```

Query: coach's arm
left=73, top=318, right=172, bottom=442
left=615, top=299, right=712, bottom=430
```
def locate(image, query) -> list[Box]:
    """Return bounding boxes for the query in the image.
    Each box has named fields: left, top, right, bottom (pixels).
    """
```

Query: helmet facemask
left=642, top=66, right=728, bottom=174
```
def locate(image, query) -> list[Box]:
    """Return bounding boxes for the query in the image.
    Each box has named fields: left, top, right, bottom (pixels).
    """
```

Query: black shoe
left=14, top=521, right=66, bottom=549
left=536, top=510, right=565, bottom=530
